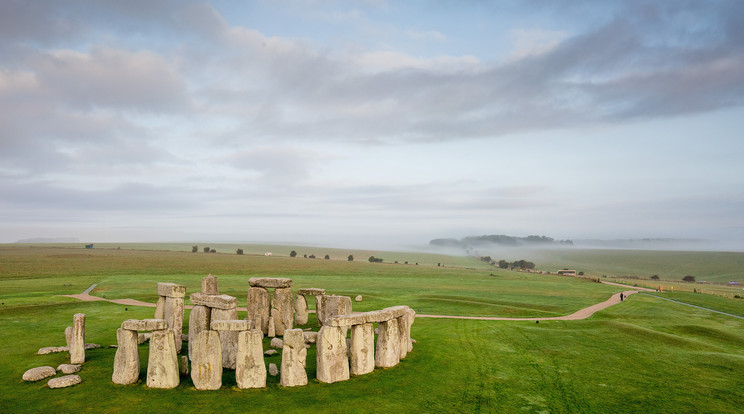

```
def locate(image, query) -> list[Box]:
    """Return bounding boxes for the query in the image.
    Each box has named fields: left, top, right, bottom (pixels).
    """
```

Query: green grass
left=1, top=245, right=743, bottom=413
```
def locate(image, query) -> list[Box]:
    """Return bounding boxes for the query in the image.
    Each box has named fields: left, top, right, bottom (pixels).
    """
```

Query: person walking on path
left=620, top=293, right=624, bottom=302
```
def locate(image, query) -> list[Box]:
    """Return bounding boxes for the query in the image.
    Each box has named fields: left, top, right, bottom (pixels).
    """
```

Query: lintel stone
left=210, top=319, right=252, bottom=331
left=156, top=282, right=186, bottom=298
left=248, top=277, right=292, bottom=289
left=297, top=288, right=326, bottom=296
left=190, top=292, right=237, bottom=309
left=121, top=318, right=168, bottom=331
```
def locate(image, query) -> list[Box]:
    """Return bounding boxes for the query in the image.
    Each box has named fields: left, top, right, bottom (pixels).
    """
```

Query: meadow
left=1, top=244, right=743, bottom=413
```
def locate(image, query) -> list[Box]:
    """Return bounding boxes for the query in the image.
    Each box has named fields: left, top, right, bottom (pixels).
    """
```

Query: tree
left=192, top=245, right=198, bottom=253
left=348, top=254, right=354, bottom=261
left=290, top=250, right=297, bottom=257
left=682, top=275, right=696, bottom=282
left=236, top=249, right=243, bottom=255
left=368, top=256, right=383, bottom=263
left=650, top=275, right=660, bottom=280
left=498, top=260, right=509, bottom=269
left=203, top=247, right=210, bottom=253
left=324, top=254, right=330, bottom=260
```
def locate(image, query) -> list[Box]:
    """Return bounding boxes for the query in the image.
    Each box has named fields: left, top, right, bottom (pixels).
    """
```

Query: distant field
left=1, top=244, right=743, bottom=413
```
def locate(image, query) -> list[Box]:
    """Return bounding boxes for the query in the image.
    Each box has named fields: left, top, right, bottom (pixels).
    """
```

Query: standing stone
left=211, top=307, right=239, bottom=369
left=164, top=296, right=185, bottom=353
left=246, top=287, right=270, bottom=334
left=70, top=313, right=85, bottom=365
left=202, top=274, right=219, bottom=294
left=64, top=326, right=72, bottom=348
left=112, top=328, right=139, bottom=385
left=319, top=295, right=352, bottom=325
left=236, top=330, right=266, bottom=389
left=375, top=319, right=400, bottom=368
left=154, top=296, right=166, bottom=319
left=180, top=355, right=189, bottom=376
left=267, top=316, right=276, bottom=338
left=272, top=288, right=294, bottom=336
left=188, top=305, right=211, bottom=360
left=147, top=330, right=180, bottom=389
left=397, top=314, right=410, bottom=359
left=316, top=295, right=324, bottom=325
left=316, top=325, right=349, bottom=384
left=350, top=323, right=375, bottom=376
left=294, top=294, right=309, bottom=325
left=190, top=330, right=222, bottom=390
left=280, top=329, right=307, bottom=387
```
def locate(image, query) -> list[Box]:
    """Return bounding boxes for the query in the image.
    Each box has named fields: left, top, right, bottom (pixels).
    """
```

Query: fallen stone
left=270, top=338, right=284, bottom=348
left=23, top=366, right=56, bottom=382
left=280, top=329, right=307, bottom=387
left=210, top=319, right=251, bottom=331
left=146, top=330, right=180, bottom=389
left=164, top=296, right=185, bottom=352
left=188, top=305, right=211, bottom=360
left=70, top=313, right=85, bottom=365
left=189, top=292, right=237, bottom=310
left=316, top=325, right=349, bottom=384
left=38, top=346, right=68, bottom=355
left=236, top=330, right=266, bottom=389
left=350, top=323, right=375, bottom=376
left=211, top=307, right=239, bottom=369
left=191, top=330, right=222, bottom=391
left=264, top=349, right=278, bottom=356
left=303, top=331, right=318, bottom=344
left=375, top=319, right=400, bottom=368
left=298, top=288, right=326, bottom=296
left=272, top=287, right=294, bottom=336
left=112, top=328, right=139, bottom=385
left=57, top=364, right=81, bottom=374
left=268, top=363, right=279, bottom=376
left=202, top=274, right=219, bottom=294
left=246, top=287, right=270, bottom=334
left=355, top=295, right=363, bottom=302
left=48, top=375, right=81, bottom=389
left=248, top=277, right=292, bottom=289
left=294, top=294, right=308, bottom=325
left=411, top=338, right=417, bottom=344
left=121, top=319, right=168, bottom=331
left=85, top=343, right=101, bottom=349
left=109, top=345, right=118, bottom=348
left=138, top=333, right=149, bottom=344
left=157, top=282, right=186, bottom=298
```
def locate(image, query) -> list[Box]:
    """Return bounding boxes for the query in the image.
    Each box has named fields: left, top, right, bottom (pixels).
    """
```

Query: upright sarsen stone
left=70, top=313, right=85, bottom=365
left=112, top=328, right=139, bottom=385
left=246, top=287, right=270, bottom=334
left=319, top=295, right=352, bottom=325
left=191, top=330, right=222, bottom=390
left=164, top=296, right=185, bottom=353
left=188, top=305, right=211, bottom=360
left=202, top=274, right=219, bottom=295
left=375, top=319, right=400, bottom=368
left=236, top=330, right=266, bottom=389
left=350, top=323, right=375, bottom=376
left=211, top=307, right=238, bottom=369
left=154, top=296, right=165, bottom=319
left=280, top=329, right=307, bottom=387
left=294, top=294, right=308, bottom=325
left=146, top=330, right=179, bottom=389
left=316, top=325, right=349, bottom=384
left=272, top=287, right=293, bottom=336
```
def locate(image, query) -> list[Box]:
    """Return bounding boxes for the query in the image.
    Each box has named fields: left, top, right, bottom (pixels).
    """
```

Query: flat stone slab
left=48, top=375, right=82, bottom=389
left=383, top=305, right=410, bottom=318
left=121, top=319, right=168, bottom=331
left=327, top=312, right=369, bottom=327
left=23, top=366, right=56, bottom=381
left=190, top=292, right=237, bottom=309
left=157, top=282, right=186, bottom=298
left=264, top=349, right=278, bottom=356
left=248, top=277, right=292, bottom=289
left=211, top=319, right=252, bottom=331
left=57, top=364, right=81, bottom=374
left=38, top=346, right=68, bottom=355
left=297, top=288, right=326, bottom=296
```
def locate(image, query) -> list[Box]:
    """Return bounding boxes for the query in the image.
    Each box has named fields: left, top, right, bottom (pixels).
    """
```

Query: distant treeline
left=429, top=234, right=573, bottom=248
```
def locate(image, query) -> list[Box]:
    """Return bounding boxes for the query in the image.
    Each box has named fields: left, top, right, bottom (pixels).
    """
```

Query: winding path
left=61, top=282, right=651, bottom=321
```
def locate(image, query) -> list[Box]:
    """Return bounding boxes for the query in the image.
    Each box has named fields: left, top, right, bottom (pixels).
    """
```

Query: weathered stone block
left=316, top=325, right=349, bottom=383
left=280, top=329, right=307, bottom=387
left=112, top=328, right=139, bottom=385
left=236, top=330, right=266, bottom=389
left=64, top=326, right=72, bottom=348
left=188, top=305, right=211, bottom=360
left=202, top=274, right=219, bottom=294
left=246, top=287, right=270, bottom=334
left=121, top=319, right=168, bottom=331
left=375, top=319, right=400, bottom=368
left=154, top=296, right=165, bottom=319
left=70, top=313, right=85, bottom=365
left=297, top=288, right=325, bottom=296
left=157, top=282, right=186, bottom=298
left=189, top=292, right=237, bottom=310
left=294, top=294, right=308, bottom=325
left=303, top=331, right=318, bottom=344
left=146, top=330, right=180, bottom=389
left=191, top=330, right=222, bottom=390
left=23, top=366, right=56, bottom=381
left=57, top=364, right=81, bottom=374
left=350, top=323, right=375, bottom=375
left=248, top=277, right=292, bottom=289
left=319, top=295, right=352, bottom=325
left=211, top=307, right=239, bottom=369
left=211, top=319, right=251, bottom=331
left=48, top=375, right=81, bottom=389
left=164, top=296, right=185, bottom=353
left=272, top=287, right=294, bottom=336
left=180, top=355, right=189, bottom=376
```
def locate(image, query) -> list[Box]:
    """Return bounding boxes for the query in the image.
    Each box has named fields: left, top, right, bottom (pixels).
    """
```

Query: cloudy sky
left=1, top=0, right=743, bottom=249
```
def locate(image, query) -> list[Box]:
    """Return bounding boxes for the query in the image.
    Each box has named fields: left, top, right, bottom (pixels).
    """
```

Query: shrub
left=682, top=275, right=696, bottom=282
left=210, top=249, right=216, bottom=253
left=203, top=247, right=210, bottom=253
left=650, top=275, right=660, bottom=280
left=192, top=245, right=198, bottom=253
left=236, top=249, right=243, bottom=255
left=368, top=256, right=383, bottom=263
left=347, top=254, right=354, bottom=261
left=290, top=250, right=297, bottom=258
left=324, top=255, right=330, bottom=260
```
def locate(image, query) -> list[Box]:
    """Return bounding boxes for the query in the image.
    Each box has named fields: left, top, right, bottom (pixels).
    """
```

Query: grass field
left=1, top=244, right=743, bottom=413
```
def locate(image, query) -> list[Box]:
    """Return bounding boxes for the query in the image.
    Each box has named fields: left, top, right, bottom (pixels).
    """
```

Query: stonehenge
left=109, top=275, right=416, bottom=390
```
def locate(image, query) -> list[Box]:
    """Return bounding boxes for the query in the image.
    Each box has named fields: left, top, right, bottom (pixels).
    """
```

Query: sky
left=1, top=0, right=743, bottom=250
